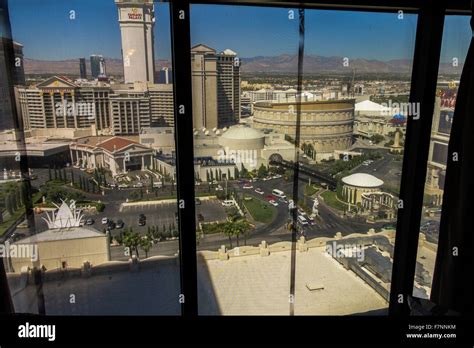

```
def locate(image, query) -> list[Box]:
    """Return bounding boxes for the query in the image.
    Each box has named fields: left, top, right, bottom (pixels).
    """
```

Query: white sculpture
left=312, top=198, right=319, bottom=215
left=42, top=200, right=84, bottom=229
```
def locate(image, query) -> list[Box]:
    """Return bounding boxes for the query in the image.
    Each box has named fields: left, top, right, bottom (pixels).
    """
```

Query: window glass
left=2, top=0, right=181, bottom=315
left=413, top=15, right=471, bottom=300
left=190, top=4, right=300, bottom=315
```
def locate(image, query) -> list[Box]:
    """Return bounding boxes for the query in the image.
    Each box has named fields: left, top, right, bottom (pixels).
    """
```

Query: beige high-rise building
left=116, top=0, right=155, bottom=83
left=191, top=44, right=240, bottom=130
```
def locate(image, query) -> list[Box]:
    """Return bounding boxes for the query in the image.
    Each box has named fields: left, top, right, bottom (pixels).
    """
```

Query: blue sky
left=7, top=1, right=471, bottom=63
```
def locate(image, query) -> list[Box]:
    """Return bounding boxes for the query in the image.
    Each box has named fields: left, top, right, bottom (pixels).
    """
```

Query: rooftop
left=342, top=173, right=384, bottom=188
left=220, top=125, right=264, bottom=140
left=14, top=226, right=105, bottom=244
left=96, top=137, right=140, bottom=152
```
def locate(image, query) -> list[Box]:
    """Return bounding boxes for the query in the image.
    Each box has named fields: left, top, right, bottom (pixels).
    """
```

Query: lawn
left=0, top=208, right=25, bottom=236
left=320, top=190, right=347, bottom=212
left=304, top=184, right=319, bottom=196
left=243, top=196, right=277, bottom=223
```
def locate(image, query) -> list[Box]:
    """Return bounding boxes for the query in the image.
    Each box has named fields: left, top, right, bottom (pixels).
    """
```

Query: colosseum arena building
left=253, top=100, right=355, bottom=161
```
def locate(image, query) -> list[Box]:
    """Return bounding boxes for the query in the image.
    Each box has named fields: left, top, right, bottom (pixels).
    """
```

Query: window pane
left=190, top=4, right=300, bottom=315
left=189, top=4, right=419, bottom=316
left=292, top=9, right=417, bottom=315
left=413, top=15, right=471, bottom=299
left=2, top=0, right=181, bottom=315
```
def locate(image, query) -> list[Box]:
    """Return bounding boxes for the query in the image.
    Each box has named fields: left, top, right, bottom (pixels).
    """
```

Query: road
left=19, top=167, right=391, bottom=261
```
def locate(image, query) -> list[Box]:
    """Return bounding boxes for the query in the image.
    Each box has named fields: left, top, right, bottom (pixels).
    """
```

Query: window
left=413, top=14, right=471, bottom=299
left=189, top=4, right=300, bottom=315
left=0, top=0, right=470, bottom=325
left=188, top=4, right=418, bottom=315
left=1, top=0, right=181, bottom=315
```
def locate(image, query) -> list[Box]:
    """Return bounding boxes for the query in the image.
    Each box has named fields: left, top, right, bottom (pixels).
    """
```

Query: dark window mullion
left=170, top=0, right=198, bottom=317
left=389, top=3, right=445, bottom=316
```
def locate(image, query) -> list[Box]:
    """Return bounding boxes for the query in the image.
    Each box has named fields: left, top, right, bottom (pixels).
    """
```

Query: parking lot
left=28, top=198, right=228, bottom=238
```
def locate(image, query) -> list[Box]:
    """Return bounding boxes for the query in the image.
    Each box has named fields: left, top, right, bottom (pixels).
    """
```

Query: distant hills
left=23, top=58, right=171, bottom=76
left=241, top=54, right=463, bottom=75
left=23, top=54, right=463, bottom=76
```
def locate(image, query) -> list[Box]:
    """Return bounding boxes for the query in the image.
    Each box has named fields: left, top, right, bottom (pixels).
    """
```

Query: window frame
left=0, top=0, right=471, bottom=317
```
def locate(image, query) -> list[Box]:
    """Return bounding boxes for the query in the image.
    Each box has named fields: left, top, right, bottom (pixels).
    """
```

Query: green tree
left=257, top=164, right=268, bottom=178
left=140, top=237, right=153, bottom=258
left=222, top=221, right=236, bottom=248
left=123, top=230, right=141, bottom=258
left=5, top=195, right=13, bottom=215
left=236, top=220, right=253, bottom=246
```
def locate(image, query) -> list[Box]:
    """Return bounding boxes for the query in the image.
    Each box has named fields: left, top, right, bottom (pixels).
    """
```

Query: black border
left=0, top=0, right=473, bottom=344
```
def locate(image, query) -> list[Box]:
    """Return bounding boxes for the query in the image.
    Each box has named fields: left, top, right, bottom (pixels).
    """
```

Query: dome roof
left=342, top=173, right=384, bottom=188
left=220, top=126, right=264, bottom=140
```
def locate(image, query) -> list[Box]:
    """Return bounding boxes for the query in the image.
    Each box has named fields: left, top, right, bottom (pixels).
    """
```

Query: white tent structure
left=42, top=201, right=84, bottom=229
left=355, top=100, right=392, bottom=116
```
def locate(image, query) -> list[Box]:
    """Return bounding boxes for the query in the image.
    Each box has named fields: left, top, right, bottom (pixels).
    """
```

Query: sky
left=7, top=1, right=471, bottom=63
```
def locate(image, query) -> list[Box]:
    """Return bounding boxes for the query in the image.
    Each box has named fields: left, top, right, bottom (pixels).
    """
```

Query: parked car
left=222, top=200, right=234, bottom=207
left=197, top=214, right=204, bottom=222
left=10, top=232, right=26, bottom=242
left=382, top=223, right=396, bottom=230
left=116, top=219, right=125, bottom=229
left=243, top=184, right=253, bottom=189
left=215, top=185, right=224, bottom=191
left=254, top=188, right=264, bottom=195
left=85, top=218, right=95, bottom=225
left=106, top=221, right=116, bottom=230
left=195, top=198, right=202, bottom=205
left=101, top=217, right=109, bottom=224
left=269, top=200, right=279, bottom=207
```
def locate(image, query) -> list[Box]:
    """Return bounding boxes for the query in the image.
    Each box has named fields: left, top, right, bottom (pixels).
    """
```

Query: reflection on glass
left=2, top=0, right=181, bottom=315
left=189, top=4, right=300, bottom=315
left=293, top=9, right=417, bottom=315
left=190, top=5, right=418, bottom=315
left=414, top=15, right=471, bottom=299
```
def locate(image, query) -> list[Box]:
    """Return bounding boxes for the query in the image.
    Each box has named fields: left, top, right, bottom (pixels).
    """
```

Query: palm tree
left=236, top=220, right=253, bottom=246
left=222, top=221, right=235, bottom=248
left=140, top=237, right=152, bottom=258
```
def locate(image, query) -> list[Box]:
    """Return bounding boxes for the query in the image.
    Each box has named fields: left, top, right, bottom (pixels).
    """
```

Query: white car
left=269, top=200, right=279, bottom=207
left=101, top=217, right=109, bottom=224
left=243, top=184, right=253, bottom=189
left=255, top=188, right=264, bottom=195
left=215, top=185, right=224, bottom=191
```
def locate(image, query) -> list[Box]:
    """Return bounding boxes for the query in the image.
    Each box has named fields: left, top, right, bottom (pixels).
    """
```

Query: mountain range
left=23, top=54, right=462, bottom=76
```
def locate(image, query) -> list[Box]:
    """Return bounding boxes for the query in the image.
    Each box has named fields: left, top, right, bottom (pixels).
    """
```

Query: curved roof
left=221, top=126, right=264, bottom=140
left=342, top=173, right=384, bottom=188
left=222, top=48, right=237, bottom=56
left=355, top=100, right=390, bottom=112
